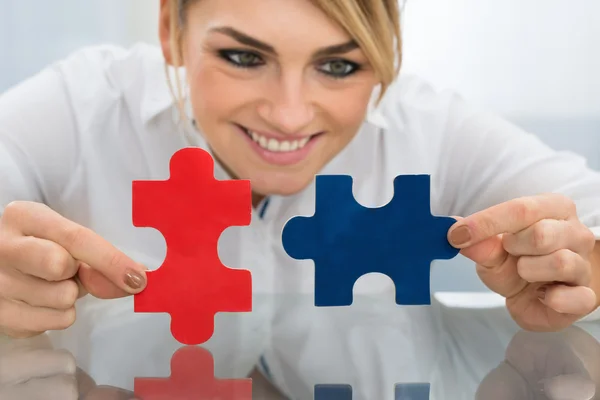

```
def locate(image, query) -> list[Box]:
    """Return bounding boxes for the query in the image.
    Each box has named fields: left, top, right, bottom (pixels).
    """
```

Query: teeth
left=246, top=129, right=312, bottom=152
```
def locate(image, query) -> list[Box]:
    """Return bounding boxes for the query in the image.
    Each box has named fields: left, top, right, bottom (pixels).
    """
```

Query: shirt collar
left=364, top=84, right=391, bottom=131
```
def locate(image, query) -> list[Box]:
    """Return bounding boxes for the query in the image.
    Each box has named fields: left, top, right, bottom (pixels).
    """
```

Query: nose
left=257, top=73, right=315, bottom=134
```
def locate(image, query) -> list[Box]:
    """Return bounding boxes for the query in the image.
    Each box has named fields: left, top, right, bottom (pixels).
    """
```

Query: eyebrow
left=209, top=26, right=359, bottom=58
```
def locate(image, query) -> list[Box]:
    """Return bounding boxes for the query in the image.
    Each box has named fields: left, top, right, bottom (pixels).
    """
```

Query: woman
left=1, top=0, right=600, bottom=396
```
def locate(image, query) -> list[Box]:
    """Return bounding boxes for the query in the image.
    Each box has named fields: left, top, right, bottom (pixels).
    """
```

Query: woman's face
left=161, top=0, right=378, bottom=199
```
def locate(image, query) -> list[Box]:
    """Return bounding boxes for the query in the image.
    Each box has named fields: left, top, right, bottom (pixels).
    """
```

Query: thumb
left=460, top=234, right=508, bottom=268
left=452, top=215, right=509, bottom=268
left=77, top=262, right=137, bottom=299
left=452, top=217, right=525, bottom=297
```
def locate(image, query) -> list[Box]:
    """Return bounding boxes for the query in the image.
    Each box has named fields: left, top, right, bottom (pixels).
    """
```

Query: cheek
left=185, top=61, right=255, bottom=126
left=324, top=85, right=374, bottom=135
left=188, top=67, right=238, bottom=122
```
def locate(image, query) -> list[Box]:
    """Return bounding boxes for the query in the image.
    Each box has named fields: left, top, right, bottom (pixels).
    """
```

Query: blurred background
left=1, top=0, right=598, bottom=292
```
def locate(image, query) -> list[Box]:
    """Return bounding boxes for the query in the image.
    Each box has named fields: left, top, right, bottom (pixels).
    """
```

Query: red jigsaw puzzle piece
left=133, top=147, right=252, bottom=345
left=134, top=346, right=253, bottom=399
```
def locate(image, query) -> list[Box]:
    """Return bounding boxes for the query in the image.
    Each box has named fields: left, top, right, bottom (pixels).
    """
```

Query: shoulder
left=52, top=43, right=171, bottom=125
left=54, top=42, right=164, bottom=87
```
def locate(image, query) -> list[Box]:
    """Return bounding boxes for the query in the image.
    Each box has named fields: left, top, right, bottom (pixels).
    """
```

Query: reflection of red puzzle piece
left=134, top=346, right=253, bottom=399
left=133, top=148, right=252, bottom=345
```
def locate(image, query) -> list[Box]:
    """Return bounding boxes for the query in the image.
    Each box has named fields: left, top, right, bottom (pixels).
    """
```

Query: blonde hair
left=166, top=0, right=402, bottom=120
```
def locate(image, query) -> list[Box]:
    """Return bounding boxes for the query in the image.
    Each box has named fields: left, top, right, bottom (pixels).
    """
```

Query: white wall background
left=0, top=0, right=159, bottom=92
left=1, top=0, right=598, bottom=291
left=401, top=0, right=600, bottom=120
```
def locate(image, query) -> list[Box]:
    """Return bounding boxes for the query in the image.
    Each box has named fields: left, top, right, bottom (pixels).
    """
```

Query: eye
left=318, top=59, right=360, bottom=78
left=218, top=50, right=264, bottom=68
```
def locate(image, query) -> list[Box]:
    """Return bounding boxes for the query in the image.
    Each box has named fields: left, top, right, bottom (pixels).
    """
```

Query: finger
left=85, top=385, right=140, bottom=400
left=448, top=193, right=577, bottom=248
left=503, top=219, right=596, bottom=257
left=453, top=215, right=512, bottom=267
left=542, top=374, right=596, bottom=400
left=0, top=348, right=76, bottom=385
left=74, top=275, right=88, bottom=299
left=460, top=234, right=509, bottom=268
left=0, top=269, right=79, bottom=309
left=475, top=362, right=529, bottom=400
left=0, top=298, right=76, bottom=334
left=3, top=202, right=147, bottom=294
left=77, top=263, right=134, bottom=300
left=540, top=284, right=597, bottom=316
left=0, top=236, right=79, bottom=281
left=460, top=235, right=527, bottom=298
left=76, top=367, right=97, bottom=398
left=517, top=250, right=592, bottom=286
left=0, top=374, right=78, bottom=400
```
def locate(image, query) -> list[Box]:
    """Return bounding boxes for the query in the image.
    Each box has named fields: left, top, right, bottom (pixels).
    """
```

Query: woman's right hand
left=0, top=201, right=148, bottom=338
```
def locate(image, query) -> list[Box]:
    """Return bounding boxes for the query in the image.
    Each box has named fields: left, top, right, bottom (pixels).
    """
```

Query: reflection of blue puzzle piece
left=395, top=383, right=430, bottom=400
left=314, top=383, right=430, bottom=399
left=283, top=175, right=459, bottom=307
left=314, top=384, right=352, bottom=399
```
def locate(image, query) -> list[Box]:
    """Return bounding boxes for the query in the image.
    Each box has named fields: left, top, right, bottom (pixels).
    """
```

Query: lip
left=235, top=124, right=322, bottom=166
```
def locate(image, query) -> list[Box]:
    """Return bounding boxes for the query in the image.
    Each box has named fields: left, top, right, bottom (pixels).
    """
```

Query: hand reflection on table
left=476, top=326, right=600, bottom=400
left=0, top=333, right=282, bottom=400
left=3, top=323, right=600, bottom=400
left=0, top=333, right=138, bottom=400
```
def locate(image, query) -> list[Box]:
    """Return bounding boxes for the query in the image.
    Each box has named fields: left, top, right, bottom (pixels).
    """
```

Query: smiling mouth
left=238, top=124, right=321, bottom=153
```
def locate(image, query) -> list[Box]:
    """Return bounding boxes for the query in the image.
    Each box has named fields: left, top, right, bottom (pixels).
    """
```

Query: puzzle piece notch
left=134, top=346, right=253, bottom=399
left=314, top=383, right=430, bottom=399
left=282, top=175, right=459, bottom=307
left=133, top=147, right=252, bottom=345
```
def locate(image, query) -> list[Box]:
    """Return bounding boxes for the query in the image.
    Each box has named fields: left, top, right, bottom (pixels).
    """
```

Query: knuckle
left=580, top=225, right=596, bottom=251
left=1, top=201, right=45, bottom=227
left=61, top=225, right=88, bottom=251
left=42, top=247, right=72, bottom=281
left=516, top=257, right=536, bottom=282
left=478, top=216, right=499, bottom=237
left=513, top=198, right=537, bottom=222
left=57, top=280, right=79, bottom=308
left=516, top=257, right=529, bottom=278
left=107, top=251, right=128, bottom=270
left=553, top=249, right=572, bottom=273
left=558, top=194, right=577, bottom=215
left=58, top=308, right=76, bottom=329
left=1, top=201, right=26, bottom=223
left=531, top=222, right=551, bottom=250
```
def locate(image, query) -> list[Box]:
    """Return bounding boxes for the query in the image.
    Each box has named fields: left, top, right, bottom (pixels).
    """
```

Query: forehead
left=188, top=0, right=353, bottom=45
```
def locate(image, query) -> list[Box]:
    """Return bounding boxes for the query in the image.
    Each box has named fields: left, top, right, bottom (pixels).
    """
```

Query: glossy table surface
left=1, top=292, right=599, bottom=400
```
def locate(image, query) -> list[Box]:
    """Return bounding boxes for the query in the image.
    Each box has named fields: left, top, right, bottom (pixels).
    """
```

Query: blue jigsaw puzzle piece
left=314, top=384, right=353, bottom=400
left=313, top=383, right=430, bottom=399
left=395, top=383, right=430, bottom=400
left=282, top=175, right=459, bottom=306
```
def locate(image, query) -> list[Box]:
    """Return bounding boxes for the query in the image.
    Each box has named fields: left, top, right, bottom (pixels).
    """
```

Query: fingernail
left=450, top=225, right=471, bottom=246
left=124, top=269, right=146, bottom=290
left=537, top=286, right=547, bottom=300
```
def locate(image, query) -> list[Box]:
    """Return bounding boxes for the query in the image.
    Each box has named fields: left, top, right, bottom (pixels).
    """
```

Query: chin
left=249, top=172, right=316, bottom=198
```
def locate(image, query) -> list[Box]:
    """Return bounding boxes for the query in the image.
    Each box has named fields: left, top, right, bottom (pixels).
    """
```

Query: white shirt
left=2, top=43, right=600, bottom=399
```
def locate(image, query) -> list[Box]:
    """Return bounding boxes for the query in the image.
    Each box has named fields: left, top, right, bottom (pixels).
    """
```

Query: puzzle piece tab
left=282, top=175, right=459, bottom=306
left=134, top=346, right=253, bottom=399
left=133, top=147, right=252, bottom=345
left=314, top=383, right=430, bottom=400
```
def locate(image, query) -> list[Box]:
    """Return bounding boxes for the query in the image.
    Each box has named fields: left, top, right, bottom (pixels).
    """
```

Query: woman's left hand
left=448, top=193, right=600, bottom=331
